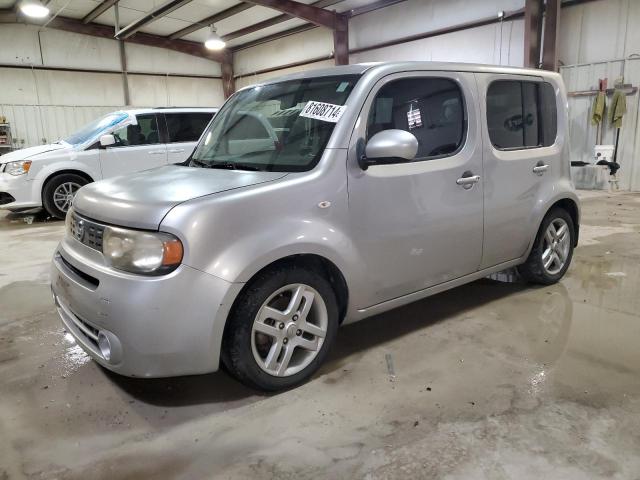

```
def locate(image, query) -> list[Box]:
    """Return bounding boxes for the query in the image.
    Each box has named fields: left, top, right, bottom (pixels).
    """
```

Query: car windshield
left=190, top=75, right=361, bottom=172
left=63, top=112, right=129, bottom=146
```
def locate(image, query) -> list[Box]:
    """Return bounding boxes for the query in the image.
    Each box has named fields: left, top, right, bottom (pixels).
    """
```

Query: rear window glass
left=487, top=80, right=557, bottom=149
left=165, top=113, right=214, bottom=143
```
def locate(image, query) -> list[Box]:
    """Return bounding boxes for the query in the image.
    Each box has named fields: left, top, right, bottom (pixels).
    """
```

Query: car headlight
left=102, top=226, right=183, bottom=275
left=4, top=160, right=32, bottom=176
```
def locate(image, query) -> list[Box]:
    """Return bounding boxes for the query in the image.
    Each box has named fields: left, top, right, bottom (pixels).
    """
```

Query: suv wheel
left=42, top=173, right=88, bottom=219
left=222, top=265, right=338, bottom=391
left=518, top=207, right=574, bottom=285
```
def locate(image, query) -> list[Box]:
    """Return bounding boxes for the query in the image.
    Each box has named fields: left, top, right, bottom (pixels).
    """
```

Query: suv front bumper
left=50, top=237, right=243, bottom=378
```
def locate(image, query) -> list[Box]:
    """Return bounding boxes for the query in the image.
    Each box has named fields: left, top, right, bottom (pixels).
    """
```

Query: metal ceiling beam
left=231, top=23, right=316, bottom=50
left=0, top=13, right=225, bottom=63
left=242, top=0, right=337, bottom=28
left=230, top=0, right=408, bottom=51
left=168, top=2, right=252, bottom=40
left=221, top=0, right=342, bottom=42
left=348, top=0, right=406, bottom=16
left=116, top=0, right=193, bottom=39
left=82, top=0, right=119, bottom=24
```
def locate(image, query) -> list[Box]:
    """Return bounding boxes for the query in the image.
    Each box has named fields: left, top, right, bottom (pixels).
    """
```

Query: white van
left=0, top=107, right=217, bottom=218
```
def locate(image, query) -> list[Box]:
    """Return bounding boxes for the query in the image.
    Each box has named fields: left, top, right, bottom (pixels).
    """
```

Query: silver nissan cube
left=51, top=62, right=579, bottom=391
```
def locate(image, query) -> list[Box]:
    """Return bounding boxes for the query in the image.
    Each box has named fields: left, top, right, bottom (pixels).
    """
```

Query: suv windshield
left=190, top=75, right=360, bottom=172
left=63, top=112, right=129, bottom=146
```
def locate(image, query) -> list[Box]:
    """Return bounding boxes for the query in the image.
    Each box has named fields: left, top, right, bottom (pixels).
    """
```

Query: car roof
left=246, top=61, right=560, bottom=88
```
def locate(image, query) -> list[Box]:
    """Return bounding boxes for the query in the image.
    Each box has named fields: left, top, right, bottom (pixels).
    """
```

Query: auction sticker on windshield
left=300, top=101, right=346, bottom=123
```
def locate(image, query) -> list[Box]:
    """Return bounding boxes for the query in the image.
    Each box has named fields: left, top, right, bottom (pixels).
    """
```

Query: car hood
left=73, top=165, right=288, bottom=230
left=0, top=143, right=69, bottom=163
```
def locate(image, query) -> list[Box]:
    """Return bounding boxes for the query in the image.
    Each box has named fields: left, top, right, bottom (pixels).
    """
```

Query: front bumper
left=0, top=173, right=40, bottom=209
left=50, top=237, right=243, bottom=377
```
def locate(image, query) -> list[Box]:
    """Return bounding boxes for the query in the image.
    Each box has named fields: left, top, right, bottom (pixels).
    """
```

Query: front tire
left=42, top=173, right=88, bottom=219
left=518, top=207, right=574, bottom=285
left=222, top=265, right=339, bottom=391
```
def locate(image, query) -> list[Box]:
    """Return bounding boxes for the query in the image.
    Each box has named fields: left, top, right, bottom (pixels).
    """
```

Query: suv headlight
left=102, top=226, right=183, bottom=275
left=4, top=160, right=32, bottom=176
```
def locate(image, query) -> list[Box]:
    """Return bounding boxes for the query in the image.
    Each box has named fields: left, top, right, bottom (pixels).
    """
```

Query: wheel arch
left=41, top=169, right=94, bottom=197
left=230, top=253, right=350, bottom=326
left=547, top=197, right=580, bottom=247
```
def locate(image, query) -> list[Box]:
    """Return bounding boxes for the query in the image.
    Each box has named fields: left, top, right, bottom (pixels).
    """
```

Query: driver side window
left=367, top=77, right=466, bottom=160
left=111, top=114, right=161, bottom=147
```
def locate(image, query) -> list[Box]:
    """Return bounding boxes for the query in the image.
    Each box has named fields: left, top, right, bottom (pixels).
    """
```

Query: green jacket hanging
left=609, top=90, right=627, bottom=128
left=591, top=91, right=606, bottom=125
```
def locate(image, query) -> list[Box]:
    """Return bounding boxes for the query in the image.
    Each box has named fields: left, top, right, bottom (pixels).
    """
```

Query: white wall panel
left=33, top=70, right=125, bottom=106
left=0, top=25, right=42, bottom=65
left=0, top=68, right=40, bottom=104
left=39, top=28, right=121, bottom=71
left=124, top=75, right=224, bottom=107
left=349, top=0, right=524, bottom=51
left=125, top=43, right=222, bottom=76
left=127, top=75, right=170, bottom=107
left=558, top=0, right=635, bottom=65
left=166, top=77, right=225, bottom=107
left=351, top=19, right=523, bottom=67
left=234, top=28, right=333, bottom=76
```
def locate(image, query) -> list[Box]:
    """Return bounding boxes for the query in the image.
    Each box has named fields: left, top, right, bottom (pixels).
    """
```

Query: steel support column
left=333, top=13, right=349, bottom=65
left=222, top=51, right=235, bottom=99
left=524, top=0, right=543, bottom=68
left=114, top=3, right=130, bottom=105
left=541, top=0, right=561, bottom=71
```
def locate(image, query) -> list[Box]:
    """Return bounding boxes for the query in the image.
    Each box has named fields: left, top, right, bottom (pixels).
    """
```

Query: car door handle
left=148, top=150, right=165, bottom=155
left=168, top=149, right=185, bottom=153
left=533, top=164, right=549, bottom=175
left=456, top=174, right=481, bottom=187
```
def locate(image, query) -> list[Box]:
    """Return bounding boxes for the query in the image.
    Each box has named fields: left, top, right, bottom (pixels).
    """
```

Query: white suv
left=0, top=107, right=217, bottom=218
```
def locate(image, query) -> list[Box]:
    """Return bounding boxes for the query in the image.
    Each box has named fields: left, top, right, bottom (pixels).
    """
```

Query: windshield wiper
left=208, top=161, right=263, bottom=171
left=190, top=158, right=209, bottom=168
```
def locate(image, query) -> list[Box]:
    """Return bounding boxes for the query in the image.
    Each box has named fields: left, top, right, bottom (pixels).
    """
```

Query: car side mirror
left=358, top=129, right=419, bottom=171
left=99, top=134, right=116, bottom=147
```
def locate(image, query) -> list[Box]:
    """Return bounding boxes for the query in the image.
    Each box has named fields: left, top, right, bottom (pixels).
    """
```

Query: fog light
left=97, top=331, right=112, bottom=361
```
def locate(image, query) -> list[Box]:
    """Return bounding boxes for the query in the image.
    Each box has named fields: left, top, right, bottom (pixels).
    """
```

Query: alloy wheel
left=542, top=218, right=571, bottom=275
left=53, top=182, right=81, bottom=213
left=251, top=283, right=328, bottom=377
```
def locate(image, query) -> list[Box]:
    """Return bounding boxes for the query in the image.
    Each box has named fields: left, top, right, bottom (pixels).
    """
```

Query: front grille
left=69, top=212, right=105, bottom=251
left=58, top=253, right=99, bottom=288
left=74, top=312, right=100, bottom=348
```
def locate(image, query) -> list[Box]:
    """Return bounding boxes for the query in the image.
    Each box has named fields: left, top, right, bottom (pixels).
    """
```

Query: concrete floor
left=1, top=192, right=640, bottom=479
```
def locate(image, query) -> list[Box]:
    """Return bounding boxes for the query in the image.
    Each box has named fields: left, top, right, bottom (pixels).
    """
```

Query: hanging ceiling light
left=20, top=0, right=50, bottom=18
left=204, top=25, right=225, bottom=51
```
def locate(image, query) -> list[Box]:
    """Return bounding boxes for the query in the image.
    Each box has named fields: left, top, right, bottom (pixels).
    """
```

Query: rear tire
left=42, top=173, right=88, bottom=219
left=518, top=207, right=574, bottom=285
left=222, top=264, right=339, bottom=391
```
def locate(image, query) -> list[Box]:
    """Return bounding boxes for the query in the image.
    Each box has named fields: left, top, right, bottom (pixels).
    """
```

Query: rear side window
left=487, top=80, right=557, bottom=149
left=367, top=77, right=466, bottom=160
left=165, top=113, right=213, bottom=143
